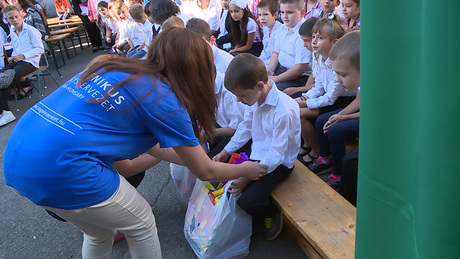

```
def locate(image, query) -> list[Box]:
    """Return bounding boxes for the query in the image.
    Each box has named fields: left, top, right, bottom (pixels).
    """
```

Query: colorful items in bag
left=204, top=153, right=249, bottom=205
left=204, top=181, right=226, bottom=206
left=228, top=152, right=248, bottom=165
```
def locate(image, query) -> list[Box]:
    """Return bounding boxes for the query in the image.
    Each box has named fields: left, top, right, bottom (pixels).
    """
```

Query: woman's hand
left=240, top=161, right=268, bottom=181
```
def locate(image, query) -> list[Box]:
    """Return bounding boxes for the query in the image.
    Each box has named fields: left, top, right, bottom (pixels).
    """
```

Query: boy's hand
left=241, top=161, right=268, bottom=181
left=8, top=54, right=25, bottom=63
left=212, top=149, right=230, bottom=162
left=228, top=176, right=251, bottom=197
left=323, top=114, right=343, bottom=133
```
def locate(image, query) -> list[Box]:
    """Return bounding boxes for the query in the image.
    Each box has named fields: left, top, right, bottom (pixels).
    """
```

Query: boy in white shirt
left=213, top=54, right=301, bottom=241
left=128, top=4, right=152, bottom=59
left=112, top=0, right=144, bottom=56
left=257, top=0, right=282, bottom=66
left=267, top=0, right=311, bottom=99
left=0, top=5, right=44, bottom=127
left=186, top=18, right=245, bottom=157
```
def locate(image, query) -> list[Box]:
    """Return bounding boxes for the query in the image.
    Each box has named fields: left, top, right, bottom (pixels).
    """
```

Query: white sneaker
left=0, top=110, right=16, bottom=126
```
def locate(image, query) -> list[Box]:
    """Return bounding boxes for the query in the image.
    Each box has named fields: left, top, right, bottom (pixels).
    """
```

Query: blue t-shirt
left=4, top=70, right=199, bottom=209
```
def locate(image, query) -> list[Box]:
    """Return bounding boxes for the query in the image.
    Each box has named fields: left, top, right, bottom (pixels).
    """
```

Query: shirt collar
left=259, top=79, right=279, bottom=108
left=291, top=18, right=305, bottom=33
left=13, top=22, right=32, bottom=35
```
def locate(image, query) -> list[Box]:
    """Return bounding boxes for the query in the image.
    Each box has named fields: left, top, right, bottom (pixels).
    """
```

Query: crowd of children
left=2, top=0, right=362, bottom=256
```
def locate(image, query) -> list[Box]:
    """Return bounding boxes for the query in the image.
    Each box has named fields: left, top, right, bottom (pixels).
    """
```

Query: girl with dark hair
left=227, top=0, right=263, bottom=56
left=4, top=27, right=267, bottom=258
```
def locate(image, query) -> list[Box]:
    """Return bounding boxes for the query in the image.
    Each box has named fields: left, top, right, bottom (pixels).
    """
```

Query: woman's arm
left=113, top=154, right=161, bottom=177
left=173, top=145, right=267, bottom=181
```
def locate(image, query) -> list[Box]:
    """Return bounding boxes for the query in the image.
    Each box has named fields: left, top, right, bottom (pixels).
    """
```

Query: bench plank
left=272, top=160, right=356, bottom=259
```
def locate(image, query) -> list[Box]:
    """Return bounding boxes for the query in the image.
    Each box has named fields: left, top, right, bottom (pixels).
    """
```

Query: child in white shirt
left=295, top=15, right=355, bottom=165
left=186, top=18, right=244, bottom=157
left=213, top=54, right=301, bottom=241
left=128, top=4, right=152, bottom=59
left=257, top=0, right=282, bottom=66
left=0, top=5, right=44, bottom=126
left=267, top=0, right=311, bottom=99
left=97, top=1, right=119, bottom=52
left=112, top=0, right=144, bottom=55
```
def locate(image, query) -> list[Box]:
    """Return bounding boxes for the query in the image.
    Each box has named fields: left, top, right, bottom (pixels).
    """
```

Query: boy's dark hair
left=299, top=17, right=318, bottom=36
left=186, top=18, right=212, bottom=41
left=257, top=0, right=279, bottom=16
left=129, top=4, right=145, bottom=21
left=225, top=53, right=268, bottom=91
left=149, top=0, right=180, bottom=24
left=97, top=1, right=108, bottom=9
left=330, top=31, right=360, bottom=70
left=279, top=0, right=303, bottom=11
left=144, top=1, right=151, bottom=16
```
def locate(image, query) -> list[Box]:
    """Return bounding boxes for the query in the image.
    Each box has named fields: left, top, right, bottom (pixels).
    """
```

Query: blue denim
left=316, top=109, right=359, bottom=176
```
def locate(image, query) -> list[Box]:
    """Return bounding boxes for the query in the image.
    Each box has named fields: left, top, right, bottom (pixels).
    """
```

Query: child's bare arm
left=229, top=33, right=255, bottom=53
left=282, top=75, right=315, bottom=96
left=137, top=41, right=146, bottom=51
left=267, top=51, right=279, bottom=76
left=214, top=126, right=236, bottom=137
left=269, top=63, right=308, bottom=83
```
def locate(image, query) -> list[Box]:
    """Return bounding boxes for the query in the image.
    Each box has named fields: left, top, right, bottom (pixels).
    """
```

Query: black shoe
left=92, top=47, right=98, bottom=53
left=16, top=87, right=32, bottom=100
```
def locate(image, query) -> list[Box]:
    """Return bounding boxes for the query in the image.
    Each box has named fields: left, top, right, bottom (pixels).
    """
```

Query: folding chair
left=14, top=54, right=60, bottom=111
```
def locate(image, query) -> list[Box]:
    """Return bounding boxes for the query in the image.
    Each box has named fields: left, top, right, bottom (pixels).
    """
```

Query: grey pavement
left=0, top=41, right=307, bottom=258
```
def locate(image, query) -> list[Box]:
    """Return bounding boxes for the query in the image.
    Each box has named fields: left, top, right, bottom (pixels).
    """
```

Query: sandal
left=298, top=146, right=311, bottom=157
left=298, top=153, right=318, bottom=167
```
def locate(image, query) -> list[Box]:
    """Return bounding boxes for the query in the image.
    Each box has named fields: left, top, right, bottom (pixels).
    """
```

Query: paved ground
left=0, top=42, right=307, bottom=258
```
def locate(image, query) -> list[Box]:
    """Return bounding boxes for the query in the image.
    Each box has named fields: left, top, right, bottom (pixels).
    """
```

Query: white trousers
left=42, top=174, right=162, bottom=259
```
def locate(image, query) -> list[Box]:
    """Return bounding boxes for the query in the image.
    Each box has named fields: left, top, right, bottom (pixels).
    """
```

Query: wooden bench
left=47, top=16, right=81, bottom=26
left=48, top=20, right=83, bottom=29
left=272, top=160, right=356, bottom=259
left=45, top=33, right=73, bottom=74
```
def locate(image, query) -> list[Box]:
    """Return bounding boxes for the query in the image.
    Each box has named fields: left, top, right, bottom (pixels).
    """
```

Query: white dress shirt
left=224, top=80, right=301, bottom=173
left=259, top=20, right=282, bottom=66
left=274, top=19, right=311, bottom=76
left=11, top=22, right=44, bottom=68
left=212, top=44, right=233, bottom=74
left=215, top=72, right=245, bottom=129
left=305, top=57, right=355, bottom=109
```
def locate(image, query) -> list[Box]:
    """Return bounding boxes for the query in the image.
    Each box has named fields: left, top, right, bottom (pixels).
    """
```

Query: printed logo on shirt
left=64, top=72, right=127, bottom=112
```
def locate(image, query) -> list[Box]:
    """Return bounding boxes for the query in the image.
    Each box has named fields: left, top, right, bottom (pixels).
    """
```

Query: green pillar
left=357, top=1, right=460, bottom=258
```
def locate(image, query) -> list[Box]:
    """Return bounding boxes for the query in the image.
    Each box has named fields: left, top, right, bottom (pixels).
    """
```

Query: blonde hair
left=312, top=15, right=346, bottom=42
left=161, top=16, right=184, bottom=30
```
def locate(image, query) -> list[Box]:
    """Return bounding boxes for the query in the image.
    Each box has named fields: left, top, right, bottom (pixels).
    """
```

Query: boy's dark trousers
left=339, top=147, right=359, bottom=206
left=274, top=65, right=309, bottom=99
left=237, top=164, right=293, bottom=218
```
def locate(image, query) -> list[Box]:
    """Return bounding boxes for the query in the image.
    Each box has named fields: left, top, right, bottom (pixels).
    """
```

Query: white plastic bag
left=184, top=180, right=252, bottom=259
left=169, top=164, right=197, bottom=207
